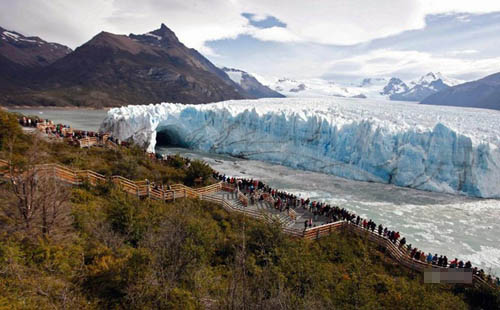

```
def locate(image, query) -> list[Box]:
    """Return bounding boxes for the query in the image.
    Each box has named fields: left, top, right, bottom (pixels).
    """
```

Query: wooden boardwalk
left=0, top=158, right=495, bottom=288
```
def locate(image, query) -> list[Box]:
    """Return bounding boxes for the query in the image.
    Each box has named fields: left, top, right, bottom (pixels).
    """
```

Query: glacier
left=100, top=98, right=500, bottom=198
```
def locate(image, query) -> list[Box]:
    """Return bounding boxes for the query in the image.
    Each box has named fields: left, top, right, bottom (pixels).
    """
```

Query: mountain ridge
left=421, top=72, right=500, bottom=110
left=0, top=26, right=72, bottom=68
left=0, top=24, right=254, bottom=107
left=222, top=67, right=284, bottom=98
left=269, top=72, right=464, bottom=102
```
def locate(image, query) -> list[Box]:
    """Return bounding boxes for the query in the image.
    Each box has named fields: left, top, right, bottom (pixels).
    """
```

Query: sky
left=1, top=0, right=500, bottom=84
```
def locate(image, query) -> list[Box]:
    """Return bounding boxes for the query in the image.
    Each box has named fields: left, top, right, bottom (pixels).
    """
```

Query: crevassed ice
left=100, top=98, right=500, bottom=198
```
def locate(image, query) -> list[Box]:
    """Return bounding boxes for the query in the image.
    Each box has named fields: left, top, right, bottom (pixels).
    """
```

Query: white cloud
left=246, top=13, right=269, bottom=22
left=2, top=0, right=500, bottom=82
left=248, top=26, right=301, bottom=42
left=0, top=0, right=115, bottom=48
left=3, top=0, right=500, bottom=49
left=420, top=0, right=500, bottom=15
left=447, top=49, right=479, bottom=56
left=326, top=49, right=500, bottom=80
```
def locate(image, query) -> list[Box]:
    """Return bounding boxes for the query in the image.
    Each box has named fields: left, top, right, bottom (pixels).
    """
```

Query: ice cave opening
left=155, top=125, right=188, bottom=148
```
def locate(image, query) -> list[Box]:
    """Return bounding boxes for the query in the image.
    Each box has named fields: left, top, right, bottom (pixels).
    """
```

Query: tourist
left=426, top=253, right=433, bottom=264
left=399, top=237, right=406, bottom=249
left=449, top=258, right=456, bottom=268
left=432, top=254, right=438, bottom=265
left=420, top=252, right=426, bottom=263
left=479, top=269, right=485, bottom=279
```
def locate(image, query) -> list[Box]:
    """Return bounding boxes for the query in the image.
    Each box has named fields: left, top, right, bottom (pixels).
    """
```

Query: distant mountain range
left=270, top=72, right=464, bottom=102
left=269, top=77, right=370, bottom=98
left=0, top=24, right=271, bottom=107
left=384, top=72, right=463, bottom=101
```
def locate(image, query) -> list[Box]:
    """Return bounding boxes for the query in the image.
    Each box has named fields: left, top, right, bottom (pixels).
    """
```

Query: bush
left=185, top=160, right=213, bottom=186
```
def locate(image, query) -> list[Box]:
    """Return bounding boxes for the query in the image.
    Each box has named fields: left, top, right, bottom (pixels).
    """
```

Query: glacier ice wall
left=100, top=98, right=500, bottom=198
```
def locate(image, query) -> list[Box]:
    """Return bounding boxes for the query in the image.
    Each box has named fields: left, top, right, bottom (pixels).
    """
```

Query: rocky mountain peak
left=128, top=23, right=181, bottom=49
left=150, top=23, right=179, bottom=42
left=381, top=78, right=409, bottom=95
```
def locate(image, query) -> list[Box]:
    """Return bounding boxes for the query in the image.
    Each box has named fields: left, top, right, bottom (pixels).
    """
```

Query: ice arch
left=156, top=125, right=190, bottom=148
left=99, top=99, right=500, bottom=198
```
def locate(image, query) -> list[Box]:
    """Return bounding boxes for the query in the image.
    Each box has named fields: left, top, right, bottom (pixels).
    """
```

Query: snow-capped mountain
left=388, top=72, right=464, bottom=102
left=0, top=26, right=72, bottom=67
left=411, top=72, right=463, bottom=87
left=270, top=78, right=366, bottom=98
left=380, top=78, right=409, bottom=96
left=221, top=67, right=284, bottom=98
left=267, top=73, right=464, bottom=102
left=422, top=72, right=500, bottom=110
left=358, top=77, right=388, bottom=88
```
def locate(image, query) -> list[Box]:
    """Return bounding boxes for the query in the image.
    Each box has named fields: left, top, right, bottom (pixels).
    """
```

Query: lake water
left=10, top=108, right=500, bottom=275
left=8, top=108, right=109, bottom=132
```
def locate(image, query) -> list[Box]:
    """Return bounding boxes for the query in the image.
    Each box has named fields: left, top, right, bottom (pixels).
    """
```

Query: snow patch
left=144, top=32, right=162, bottom=40
left=226, top=70, right=243, bottom=85
left=3, top=31, right=19, bottom=40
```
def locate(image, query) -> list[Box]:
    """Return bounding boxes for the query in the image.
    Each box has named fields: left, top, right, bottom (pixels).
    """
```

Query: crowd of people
left=17, top=114, right=500, bottom=288
left=18, top=116, right=127, bottom=147
left=213, top=171, right=500, bottom=287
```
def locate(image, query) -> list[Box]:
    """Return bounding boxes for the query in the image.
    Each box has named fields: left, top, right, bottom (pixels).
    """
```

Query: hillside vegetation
left=0, top=110, right=499, bottom=309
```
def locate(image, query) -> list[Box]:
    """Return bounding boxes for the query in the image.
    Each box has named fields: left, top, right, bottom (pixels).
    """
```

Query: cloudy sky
left=2, top=0, right=500, bottom=83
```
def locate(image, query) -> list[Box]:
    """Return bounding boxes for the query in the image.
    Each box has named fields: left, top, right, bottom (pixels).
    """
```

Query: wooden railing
left=303, top=221, right=345, bottom=240
left=78, top=137, right=99, bottom=148
left=0, top=158, right=496, bottom=288
left=332, top=221, right=493, bottom=287
left=0, top=159, right=221, bottom=203
left=237, top=189, right=249, bottom=207
left=288, top=208, right=298, bottom=221
left=200, top=193, right=304, bottom=238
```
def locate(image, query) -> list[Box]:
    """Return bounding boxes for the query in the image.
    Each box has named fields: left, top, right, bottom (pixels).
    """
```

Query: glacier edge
left=99, top=98, right=500, bottom=198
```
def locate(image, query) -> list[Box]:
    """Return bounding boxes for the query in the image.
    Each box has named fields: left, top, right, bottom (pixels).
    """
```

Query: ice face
left=100, top=98, right=500, bottom=198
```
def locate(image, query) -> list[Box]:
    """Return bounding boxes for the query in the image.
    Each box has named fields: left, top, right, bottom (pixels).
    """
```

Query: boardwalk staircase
left=0, top=158, right=495, bottom=288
